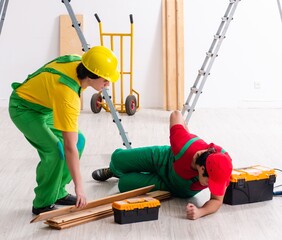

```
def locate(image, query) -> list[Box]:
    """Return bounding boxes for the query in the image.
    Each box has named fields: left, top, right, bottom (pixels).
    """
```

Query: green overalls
left=110, top=146, right=201, bottom=198
left=9, top=56, right=85, bottom=208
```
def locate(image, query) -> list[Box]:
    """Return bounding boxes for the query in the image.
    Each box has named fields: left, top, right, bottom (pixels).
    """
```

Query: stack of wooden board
left=30, top=185, right=171, bottom=230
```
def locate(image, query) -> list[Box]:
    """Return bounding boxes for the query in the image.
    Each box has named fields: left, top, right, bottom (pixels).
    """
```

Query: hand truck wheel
left=90, top=93, right=102, bottom=113
left=125, top=95, right=137, bottom=116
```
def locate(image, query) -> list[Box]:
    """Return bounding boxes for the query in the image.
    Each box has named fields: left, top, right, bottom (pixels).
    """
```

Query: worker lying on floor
left=9, top=46, right=120, bottom=215
left=92, top=110, right=233, bottom=220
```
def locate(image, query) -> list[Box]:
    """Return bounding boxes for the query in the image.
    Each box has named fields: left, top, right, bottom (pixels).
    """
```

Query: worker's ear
left=199, top=165, right=205, bottom=175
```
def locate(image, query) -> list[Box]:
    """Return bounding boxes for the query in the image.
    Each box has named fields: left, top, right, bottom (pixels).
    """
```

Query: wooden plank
left=166, top=0, right=177, bottom=110
left=162, top=0, right=184, bottom=111
left=47, top=191, right=171, bottom=225
left=46, top=212, right=113, bottom=230
left=48, top=203, right=112, bottom=224
left=176, top=0, right=184, bottom=110
left=44, top=190, right=171, bottom=230
left=47, top=209, right=113, bottom=227
left=30, top=185, right=155, bottom=223
left=162, top=0, right=168, bottom=110
left=59, top=14, right=84, bottom=55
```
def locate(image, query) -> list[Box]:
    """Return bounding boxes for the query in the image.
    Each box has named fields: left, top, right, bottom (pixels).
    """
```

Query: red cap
left=206, top=153, right=233, bottom=196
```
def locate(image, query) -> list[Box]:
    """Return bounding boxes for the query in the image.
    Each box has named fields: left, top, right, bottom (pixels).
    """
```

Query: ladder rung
left=182, top=0, right=240, bottom=124
left=72, top=23, right=81, bottom=27
left=182, top=104, right=190, bottom=111
left=198, top=69, right=205, bottom=75
left=190, top=87, right=198, bottom=93
left=206, top=52, right=213, bottom=57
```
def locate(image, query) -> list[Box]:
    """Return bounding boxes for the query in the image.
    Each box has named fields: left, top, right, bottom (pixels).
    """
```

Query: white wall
left=1, top=0, right=282, bottom=110
left=184, top=0, right=282, bottom=108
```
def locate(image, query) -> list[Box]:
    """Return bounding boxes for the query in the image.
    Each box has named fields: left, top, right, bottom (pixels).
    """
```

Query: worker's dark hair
left=195, top=148, right=216, bottom=177
left=76, top=62, right=100, bottom=80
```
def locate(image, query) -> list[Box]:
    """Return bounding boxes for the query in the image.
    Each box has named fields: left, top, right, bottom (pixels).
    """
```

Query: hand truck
left=90, top=13, right=140, bottom=116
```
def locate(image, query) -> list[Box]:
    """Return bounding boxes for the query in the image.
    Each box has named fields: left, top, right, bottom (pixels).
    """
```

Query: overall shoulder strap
left=12, top=55, right=81, bottom=95
left=174, top=137, right=200, bottom=161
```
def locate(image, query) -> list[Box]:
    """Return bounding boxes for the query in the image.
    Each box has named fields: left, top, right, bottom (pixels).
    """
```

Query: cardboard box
left=112, top=197, right=160, bottom=224
left=224, top=165, right=276, bottom=205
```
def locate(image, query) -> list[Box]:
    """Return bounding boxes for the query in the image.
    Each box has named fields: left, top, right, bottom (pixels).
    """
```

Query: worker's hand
left=75, top=186, right=87, bottom=208
left=186, top=203, right=200, bottom=220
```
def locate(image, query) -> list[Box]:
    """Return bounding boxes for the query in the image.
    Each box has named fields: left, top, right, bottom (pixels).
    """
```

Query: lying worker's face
left=90, top=77, right=110, bottom=91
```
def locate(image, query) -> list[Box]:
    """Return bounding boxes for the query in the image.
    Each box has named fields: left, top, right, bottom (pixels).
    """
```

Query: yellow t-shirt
left=16, top=60, right=82, bottom=132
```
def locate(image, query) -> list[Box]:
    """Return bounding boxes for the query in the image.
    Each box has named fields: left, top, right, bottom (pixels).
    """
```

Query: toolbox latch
left=268, top=174, right=276, bottom=184
left=237, top=178, right=245, bottom=188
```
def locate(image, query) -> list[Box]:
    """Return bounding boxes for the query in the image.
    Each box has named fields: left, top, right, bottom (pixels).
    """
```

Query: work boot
left=32, top=204, right=57, bottom=215
left=55, top=194, right=77, bottom=205
left=92, top=168, right=113, bottom=181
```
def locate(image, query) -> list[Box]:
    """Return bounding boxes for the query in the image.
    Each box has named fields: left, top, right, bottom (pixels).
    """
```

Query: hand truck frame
left=90, top=13, right=140, bottom=116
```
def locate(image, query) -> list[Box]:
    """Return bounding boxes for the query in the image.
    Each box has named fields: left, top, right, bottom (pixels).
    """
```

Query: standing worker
left=93, top=110, right=233, bottom=220
left=9, top=46, right=119, bottom=215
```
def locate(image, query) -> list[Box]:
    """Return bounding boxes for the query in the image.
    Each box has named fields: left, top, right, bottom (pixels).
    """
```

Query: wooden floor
left=1, top=107, right=282, bottom=240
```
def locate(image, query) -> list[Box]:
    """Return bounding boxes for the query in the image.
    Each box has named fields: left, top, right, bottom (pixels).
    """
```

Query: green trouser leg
left=9, top=93, right=85, bottom=208
left=110, top=146, right=172, bottom=193
left=44, top=116, right=85, bottom=201
left=110, top=146, right=201, bottom=198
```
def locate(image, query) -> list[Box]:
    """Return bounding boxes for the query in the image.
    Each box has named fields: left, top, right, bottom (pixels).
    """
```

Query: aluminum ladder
left=277, top=0, right=282, bottom=22
left=181, top=0, right=241, bottom=124
left=0, top=0, right=9, bottom=36
left=61, top=0, right=132, bottom=149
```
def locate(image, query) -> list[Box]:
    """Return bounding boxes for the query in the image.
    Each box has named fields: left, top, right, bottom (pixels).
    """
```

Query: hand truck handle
left=129, top=14, right=133, bottom=24
left=94, top=13, right=101, bottom=23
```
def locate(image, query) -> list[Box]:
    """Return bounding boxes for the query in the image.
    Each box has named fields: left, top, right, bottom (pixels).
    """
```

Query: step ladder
left=277, top=0, right=282, bottom=22
left=0, top=0, right=9, bottom=36
left=62, top=0, right=132, bottom=149
left=181, top=0, right=240, bottom=124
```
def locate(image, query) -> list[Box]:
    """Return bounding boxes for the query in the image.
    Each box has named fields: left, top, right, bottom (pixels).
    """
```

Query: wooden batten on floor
left=30, top=185, right=171, bottom=230
left=162, top=0, right=184, bottom=111
left=31, top=185, right=155, bottom=223
left=44, top=191, right=171, bottom=230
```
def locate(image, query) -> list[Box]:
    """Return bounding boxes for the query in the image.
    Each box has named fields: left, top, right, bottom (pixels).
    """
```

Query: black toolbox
left=112, top=197, right=160, bottom=224
left=224, top=165, right=276, bottom=205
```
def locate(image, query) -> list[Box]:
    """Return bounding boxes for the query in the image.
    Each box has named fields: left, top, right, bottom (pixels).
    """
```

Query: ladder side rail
left=0, top=0, right=5, bottom=14
left=102, top=88, right=132, bottom=149
left=182, top=4, right=234, bottom=118
left=181, top=75, right=201, bottom=115
left=62, top=0, right=89, bottom=51
left=277, top=0, right=282, bottom=23
left=199, top=2, right=240, bottom=88
left=61, top=0, right=132, bottom=149
left=182, top=0, right=240, bottom=123
left=204, top=2, right=239, bottom=78
left=0, top=0, right=9, bottom=36
left=200, top=2, right=238, bottom=73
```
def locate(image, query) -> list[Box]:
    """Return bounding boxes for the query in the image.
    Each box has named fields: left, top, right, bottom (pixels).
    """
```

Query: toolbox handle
left=94, top=13, right=101, bottom=23
left=129, top=14, right=133, bottom=24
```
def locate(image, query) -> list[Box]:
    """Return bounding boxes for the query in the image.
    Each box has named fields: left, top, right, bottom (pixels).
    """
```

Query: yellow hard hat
left=81, top=46, right=120, bottom=83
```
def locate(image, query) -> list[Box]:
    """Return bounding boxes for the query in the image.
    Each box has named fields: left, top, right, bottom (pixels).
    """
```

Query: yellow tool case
left=223, top=165, right=276, bottom=205
left=112, top=197, right=160, bottom=224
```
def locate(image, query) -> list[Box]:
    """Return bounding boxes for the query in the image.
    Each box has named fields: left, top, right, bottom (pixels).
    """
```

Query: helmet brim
left=106, top=70, right=120, bottom=83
